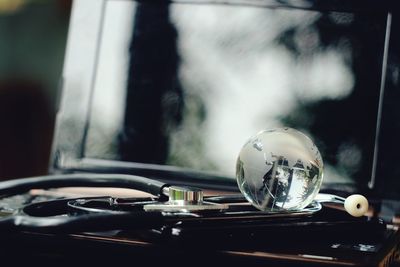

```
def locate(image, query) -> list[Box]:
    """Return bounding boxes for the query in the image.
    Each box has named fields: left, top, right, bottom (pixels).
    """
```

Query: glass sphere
left=236, top=128, right=323, bottom=212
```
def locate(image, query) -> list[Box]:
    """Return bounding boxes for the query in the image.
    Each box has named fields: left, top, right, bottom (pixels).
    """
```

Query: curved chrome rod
left=315, top=193, right=346, bottom=204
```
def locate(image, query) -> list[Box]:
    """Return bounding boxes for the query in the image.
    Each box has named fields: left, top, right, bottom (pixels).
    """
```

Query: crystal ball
left=236, top=128, right=323, bottom=212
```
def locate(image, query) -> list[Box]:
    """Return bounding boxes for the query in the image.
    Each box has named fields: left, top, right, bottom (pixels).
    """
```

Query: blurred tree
left=0, top=0, right=71, bottom=179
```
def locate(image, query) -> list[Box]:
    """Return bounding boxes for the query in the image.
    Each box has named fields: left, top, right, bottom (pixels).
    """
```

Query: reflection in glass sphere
left=236, top=128, right=323, bottom=212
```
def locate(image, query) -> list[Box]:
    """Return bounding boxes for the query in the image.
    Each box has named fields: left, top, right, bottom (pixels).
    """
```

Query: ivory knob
left=344, top=194, right=369, bottom=217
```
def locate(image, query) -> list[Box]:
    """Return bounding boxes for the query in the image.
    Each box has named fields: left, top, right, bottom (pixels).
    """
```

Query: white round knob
left=344, top=194, right=369, bottom=217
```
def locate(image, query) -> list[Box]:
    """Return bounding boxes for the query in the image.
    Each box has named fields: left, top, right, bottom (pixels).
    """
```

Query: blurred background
left=0, top=0, right=71, bottom=179
left=1, top=0, right=398, bottom=201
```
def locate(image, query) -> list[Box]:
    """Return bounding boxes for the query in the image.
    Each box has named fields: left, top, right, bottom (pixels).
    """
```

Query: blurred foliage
left=0, top=0, right=53, bottom=14
left=0, top=0, right=71, bottom=179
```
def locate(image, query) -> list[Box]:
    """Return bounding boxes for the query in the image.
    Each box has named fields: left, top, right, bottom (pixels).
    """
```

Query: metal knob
left=168, top=186, right=203, bottom=205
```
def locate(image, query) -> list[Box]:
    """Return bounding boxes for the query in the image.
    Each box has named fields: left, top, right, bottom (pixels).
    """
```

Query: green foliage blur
left=0, top=0, right=71, bottom=179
